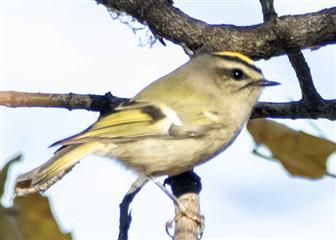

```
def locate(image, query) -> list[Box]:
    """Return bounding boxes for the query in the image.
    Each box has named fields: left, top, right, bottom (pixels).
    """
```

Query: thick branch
left=252, top=100, right=336, bottom=120
left=1, top=91, right=336, bottom=120
left=98, top=0, right=336, bottom=59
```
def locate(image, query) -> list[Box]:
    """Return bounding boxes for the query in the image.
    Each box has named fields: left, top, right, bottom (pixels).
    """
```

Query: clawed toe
left=166, top=210, right=205, bottom=239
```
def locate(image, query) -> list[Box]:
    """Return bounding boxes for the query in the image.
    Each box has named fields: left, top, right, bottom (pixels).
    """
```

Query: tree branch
left=252, top=100, right=336, bottom=120
left=256, top=0, right=330, bottom=120
left=97, top=0, right=336, bottom=59
left=1, top=91, right=335, bottom=120
left=164, top=171, right=203, bottom=240
left=259, top=0, right=323, bottom=103
left=118, top=178, right=148, bottom=240
left=259, top=0, right=277, bottom=22
left=287, top=49, right=322, bottom=102
left=0, top=91, right=126, bottom=115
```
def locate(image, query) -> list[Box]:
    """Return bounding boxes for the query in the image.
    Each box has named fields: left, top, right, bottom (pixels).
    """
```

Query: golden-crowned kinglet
left=16, top=51, right=279, bottom=196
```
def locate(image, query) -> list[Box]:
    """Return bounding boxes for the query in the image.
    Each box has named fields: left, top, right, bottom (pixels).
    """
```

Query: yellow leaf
left=247, top=119, right=336, bottom=179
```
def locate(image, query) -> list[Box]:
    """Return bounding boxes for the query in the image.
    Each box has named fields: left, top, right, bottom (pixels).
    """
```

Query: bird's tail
left=15, top=142, right=102, bottom=197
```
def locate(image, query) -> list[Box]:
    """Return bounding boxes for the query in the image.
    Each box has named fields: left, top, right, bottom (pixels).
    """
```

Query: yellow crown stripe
left=213, top=51, right=254, bottom=65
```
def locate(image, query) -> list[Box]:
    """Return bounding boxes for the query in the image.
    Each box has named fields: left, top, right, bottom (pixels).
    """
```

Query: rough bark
left=97, top=0, right=336, bottom=58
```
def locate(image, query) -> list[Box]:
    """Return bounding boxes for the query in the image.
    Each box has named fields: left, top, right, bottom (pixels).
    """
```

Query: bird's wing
left=53, top=101, right=182, bottom=145
left=54, top=101, right=221, bottom=146
left=55, top=101, right=167, bottom=145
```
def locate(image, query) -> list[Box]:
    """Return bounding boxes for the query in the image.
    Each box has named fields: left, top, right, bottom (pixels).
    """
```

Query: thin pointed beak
left=258, top=79, right=280, bottom=87
left=240, top=79, right=280, bottom=91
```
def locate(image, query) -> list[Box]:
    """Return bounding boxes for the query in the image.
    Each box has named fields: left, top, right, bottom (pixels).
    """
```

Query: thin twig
left=0, top=91, right=126, bottom=114
left=118, top=177, right=148, bottom=240
left=287, top=52, right=322, bottom=101
left=256, top=0, right=334, bottom=121
left=326, top=172, right=336, bottom=178
left=259, top=0, right=277, bottom=21
left=259, top=0, right=322, bottom=102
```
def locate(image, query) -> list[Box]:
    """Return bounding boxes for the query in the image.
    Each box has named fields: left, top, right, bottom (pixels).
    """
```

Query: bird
left=15, top=51, right=279, bottom=196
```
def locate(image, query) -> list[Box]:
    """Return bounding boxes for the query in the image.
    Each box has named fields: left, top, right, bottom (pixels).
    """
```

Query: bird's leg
left=147, top=176, right=183, bottom=209
left=149, top=173, right=205, bottom=239
left=165, top=172, right=205, bottom=239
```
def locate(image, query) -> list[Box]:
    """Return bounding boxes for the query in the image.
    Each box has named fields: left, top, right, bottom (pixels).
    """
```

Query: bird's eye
left=231, top=68, right=244, bottom=80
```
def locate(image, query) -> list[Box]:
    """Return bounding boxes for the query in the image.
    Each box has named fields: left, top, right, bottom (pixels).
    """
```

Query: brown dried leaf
left=0, top=155, right=72, bottom=240
left=247, top=119, right=336, bottom=179
left=13, top=194, right=72, bottom=240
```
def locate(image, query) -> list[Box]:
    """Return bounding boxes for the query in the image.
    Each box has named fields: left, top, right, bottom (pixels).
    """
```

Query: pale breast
left=94, top=128, right=235, bottom=176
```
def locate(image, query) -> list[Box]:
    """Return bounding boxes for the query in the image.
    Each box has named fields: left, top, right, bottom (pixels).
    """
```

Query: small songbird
left=15, top=51, right=279, bottom=196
